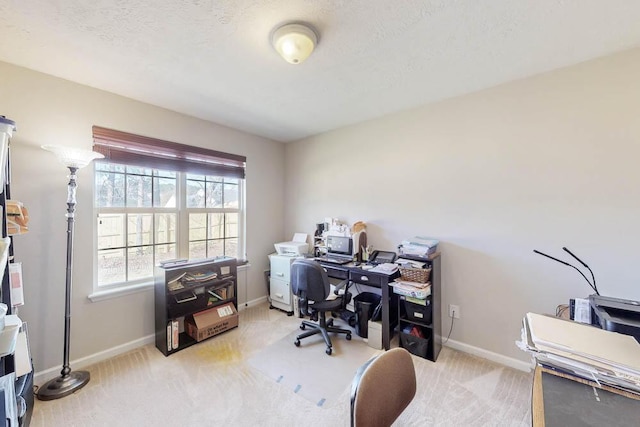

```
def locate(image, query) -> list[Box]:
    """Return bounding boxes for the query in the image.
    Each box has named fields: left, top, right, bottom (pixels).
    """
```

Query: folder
left=520, top=312, right=640, bottom=394
left=526, top=312, right=640, bottom=372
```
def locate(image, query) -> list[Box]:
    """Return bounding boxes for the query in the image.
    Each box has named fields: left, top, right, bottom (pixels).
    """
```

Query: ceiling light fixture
left=271, top=23, right=318, bottom=65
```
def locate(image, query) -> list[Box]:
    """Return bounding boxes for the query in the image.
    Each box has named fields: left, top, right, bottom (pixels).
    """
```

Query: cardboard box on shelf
left=185, top=303, right=238, bottom=342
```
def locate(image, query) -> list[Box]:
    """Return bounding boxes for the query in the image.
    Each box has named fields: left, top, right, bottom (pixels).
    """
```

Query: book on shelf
left=167, top=281, right=185, bottom=292
left=183, top=271, right=218, bottom=283
left=208, top=287, right=227, bottom=300
left=167, top=271, right=219, bottom=292
left=167, top=272, right=187, bottom=291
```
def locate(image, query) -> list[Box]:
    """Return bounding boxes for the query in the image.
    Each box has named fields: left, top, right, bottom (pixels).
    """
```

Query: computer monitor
left=326, top=235, right=352, bottom=256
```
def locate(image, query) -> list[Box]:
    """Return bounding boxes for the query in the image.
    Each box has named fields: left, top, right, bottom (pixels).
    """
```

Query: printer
left=590, top=294, right=640, bottom=343
left=274, top=241, right=309, bottom=256
left=274, top=232, right=310, bottom=256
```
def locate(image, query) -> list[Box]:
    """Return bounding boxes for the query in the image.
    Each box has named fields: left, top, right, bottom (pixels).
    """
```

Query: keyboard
left=315, top=256, right=352, bottom=265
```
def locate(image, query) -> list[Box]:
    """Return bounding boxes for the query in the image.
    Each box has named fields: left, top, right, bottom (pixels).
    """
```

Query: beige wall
left=1, top=61, right=285, bottom=373
left=4, top=45, right=640, bottom=375
left=285, top=48, right=640, bottom=363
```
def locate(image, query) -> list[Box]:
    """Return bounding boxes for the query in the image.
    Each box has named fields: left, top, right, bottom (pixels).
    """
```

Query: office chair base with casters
left=295, top=312, right=352, bottom=355
left=291, top=259, right=354, bottom=355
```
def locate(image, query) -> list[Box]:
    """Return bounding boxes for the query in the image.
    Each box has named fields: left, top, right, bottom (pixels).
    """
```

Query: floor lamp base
left=36, top=370, right=90, bottom=401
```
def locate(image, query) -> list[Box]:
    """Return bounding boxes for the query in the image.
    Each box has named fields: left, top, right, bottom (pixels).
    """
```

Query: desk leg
left=382, top=280, right=390, bottom=350
left=532, top=366, right=544, bottom=427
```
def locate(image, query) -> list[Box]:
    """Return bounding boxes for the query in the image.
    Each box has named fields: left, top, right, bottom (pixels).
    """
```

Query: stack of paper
left=391, top=281, right=431, bottom=299
left=396, top=258, right=426, bottom=269
left=399, top=237, right=439, bottom=257
left=0, top=237, right=10, bottom=280
left=368, top=263, right=398, bottom=275
left=518, top=312, right=640, bottom=395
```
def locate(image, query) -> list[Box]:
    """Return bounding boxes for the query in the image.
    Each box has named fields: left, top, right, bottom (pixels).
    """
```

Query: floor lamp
left=37, top=145, right=104, bottom=400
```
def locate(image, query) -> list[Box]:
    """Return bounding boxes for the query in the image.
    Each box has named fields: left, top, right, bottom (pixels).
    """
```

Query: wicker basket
left=399, top=267, right=431, bottom=284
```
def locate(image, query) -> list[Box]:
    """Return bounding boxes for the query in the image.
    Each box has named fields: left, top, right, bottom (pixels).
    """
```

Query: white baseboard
left=444, top=338, right=533, bottom=372
left=237, top=295, right=268, bottom=311
left=35, top=297, right=269, bottom=385
left=34, top=334, right=155, bottom=386
left=35, top=300, right=530, bottom=388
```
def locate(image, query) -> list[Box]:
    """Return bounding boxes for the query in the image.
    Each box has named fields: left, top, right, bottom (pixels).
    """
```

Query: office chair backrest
left=350, top=348, right=417, bottom=427
left=291, top=259, right=330, bottom=302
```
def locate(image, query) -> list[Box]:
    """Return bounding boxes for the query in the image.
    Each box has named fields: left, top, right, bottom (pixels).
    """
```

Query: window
left=185, top=174, right=240, bottom=260
left=92, top=127, right=245, bottom=292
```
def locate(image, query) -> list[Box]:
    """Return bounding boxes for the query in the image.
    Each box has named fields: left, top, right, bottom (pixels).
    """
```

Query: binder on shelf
left=166, top=323, right=172, bottom=351
left=9, top=262, right=24, bottom=307
left=171, top=320, right=179, bottom=349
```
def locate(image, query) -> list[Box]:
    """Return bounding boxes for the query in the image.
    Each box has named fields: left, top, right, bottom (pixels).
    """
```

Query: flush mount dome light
left=271, top=23, right=318, bottom=64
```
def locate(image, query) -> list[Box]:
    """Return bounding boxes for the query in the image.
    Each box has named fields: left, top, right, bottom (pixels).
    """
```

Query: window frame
left=92, top=167, right=245, bottom=297
left=89, top=127, right=246, bottom=300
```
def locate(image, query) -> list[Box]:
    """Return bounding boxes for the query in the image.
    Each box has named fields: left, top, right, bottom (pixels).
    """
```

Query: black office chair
left=350, top=347, right=417, bottom=427
left=291, top=259, right=353, bottom=355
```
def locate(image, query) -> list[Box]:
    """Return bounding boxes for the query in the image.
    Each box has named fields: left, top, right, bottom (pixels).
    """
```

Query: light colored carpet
left=30, top=303, right=533, bottom=426
left=248, top=322, right=380, bottom=408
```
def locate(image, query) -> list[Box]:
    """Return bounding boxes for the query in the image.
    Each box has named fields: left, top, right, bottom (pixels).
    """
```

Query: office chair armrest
left=333, top=279, right=351, bottom=295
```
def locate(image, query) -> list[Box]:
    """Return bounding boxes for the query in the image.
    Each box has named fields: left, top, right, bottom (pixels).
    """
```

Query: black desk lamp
left=533, top=247, right=600, bottom=296
left=37, top=145, right=103, bottom=400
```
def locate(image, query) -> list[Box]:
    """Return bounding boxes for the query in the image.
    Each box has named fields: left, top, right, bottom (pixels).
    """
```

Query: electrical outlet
left=449, top=304, right=460, bottom=319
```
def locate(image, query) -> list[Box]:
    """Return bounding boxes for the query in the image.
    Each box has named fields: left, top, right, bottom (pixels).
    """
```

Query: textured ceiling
left=1, top=1, right=640, bottom=142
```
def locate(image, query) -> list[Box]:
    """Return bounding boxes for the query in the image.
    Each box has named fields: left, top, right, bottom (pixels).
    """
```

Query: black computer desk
left=317, top=261, right=400, bottom=350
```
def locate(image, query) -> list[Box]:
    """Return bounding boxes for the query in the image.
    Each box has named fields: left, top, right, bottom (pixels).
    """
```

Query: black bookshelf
left=154, top=257, right=238, bottom=356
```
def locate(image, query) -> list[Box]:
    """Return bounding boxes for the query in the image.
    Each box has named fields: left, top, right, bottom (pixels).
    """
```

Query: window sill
left=88, top=262, right=250, bottom=303
left=88, top=281, right=154, bottom=302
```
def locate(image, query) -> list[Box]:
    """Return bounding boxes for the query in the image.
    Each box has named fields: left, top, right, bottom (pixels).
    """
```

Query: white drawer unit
left=268, top=253, right=301, bottom=315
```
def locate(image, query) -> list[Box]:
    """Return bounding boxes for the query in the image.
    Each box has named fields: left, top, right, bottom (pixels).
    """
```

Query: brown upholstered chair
left=350, top=347, right=417, bottom=427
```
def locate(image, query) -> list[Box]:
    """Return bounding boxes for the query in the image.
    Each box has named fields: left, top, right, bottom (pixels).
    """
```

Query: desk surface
left=532, top=366, right=640, bottom=427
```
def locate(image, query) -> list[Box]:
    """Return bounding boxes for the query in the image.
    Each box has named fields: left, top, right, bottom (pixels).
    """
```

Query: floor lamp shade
left=36, top=145, right=103, bottom=400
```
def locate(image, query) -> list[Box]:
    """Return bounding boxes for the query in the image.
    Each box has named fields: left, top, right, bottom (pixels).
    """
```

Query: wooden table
left=532, top=366, right=640, bottom=427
